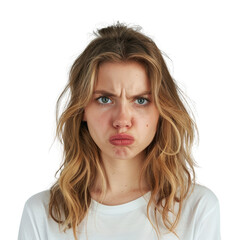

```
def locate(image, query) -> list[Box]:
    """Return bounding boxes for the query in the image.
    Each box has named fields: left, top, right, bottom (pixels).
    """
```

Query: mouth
left=109, top=134, right=135, bottom=146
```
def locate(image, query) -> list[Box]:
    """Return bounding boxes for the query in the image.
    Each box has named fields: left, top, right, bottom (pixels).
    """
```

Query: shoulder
left=189, top=184, right=219, bottom=205
left=25, top=190, right=50, bottom=206
left=184, top=184, right=220, bottom=218
left=23, top=190, right=50, bottom=215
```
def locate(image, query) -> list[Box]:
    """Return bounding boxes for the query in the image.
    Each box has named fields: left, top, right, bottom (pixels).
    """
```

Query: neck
left=91, top=151, right=149, bottom=196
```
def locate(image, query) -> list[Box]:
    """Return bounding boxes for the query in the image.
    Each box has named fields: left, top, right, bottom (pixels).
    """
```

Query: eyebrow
left=93, top=90, right=151, bottom=99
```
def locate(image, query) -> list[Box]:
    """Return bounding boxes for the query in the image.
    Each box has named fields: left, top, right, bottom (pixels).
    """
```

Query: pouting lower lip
left=109, top=139, right=134, bottom=146
left=109, top=134, right=134, bottom=141
left=109, top=134, right=135, bottom=145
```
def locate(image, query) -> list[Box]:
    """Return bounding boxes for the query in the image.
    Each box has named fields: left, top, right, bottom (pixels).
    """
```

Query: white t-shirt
left=18, top=184, right=220, bottom=240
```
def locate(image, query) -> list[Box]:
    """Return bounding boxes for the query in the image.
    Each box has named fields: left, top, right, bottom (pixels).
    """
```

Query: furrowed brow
left=93, top=90, right=151, bottom=99
left=93, top=90, right=117, bottom=97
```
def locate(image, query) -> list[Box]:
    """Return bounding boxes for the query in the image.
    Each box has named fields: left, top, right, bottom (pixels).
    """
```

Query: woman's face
left=83, top=61, right=159, bottom=161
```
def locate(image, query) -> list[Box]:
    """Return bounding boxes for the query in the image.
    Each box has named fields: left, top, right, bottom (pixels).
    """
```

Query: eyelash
left=95, top=96, right=150, bottom=106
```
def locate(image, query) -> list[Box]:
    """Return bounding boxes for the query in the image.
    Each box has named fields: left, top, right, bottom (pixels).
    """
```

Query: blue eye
left=135, top=97, right=149, bottom=105
left=97, top=96, right=112, bottom=104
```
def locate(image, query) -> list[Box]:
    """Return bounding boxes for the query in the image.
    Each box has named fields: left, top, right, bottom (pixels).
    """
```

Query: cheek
left=85, top=105, right=109, bottom=124
left=144, top=121, right=156, bottom=134
left=144, top=112, right=158, bottom=125
left=88, top=111, right=112, bottom=135
left=97, top=111, right=111, bottom=125
left=142, top=114, right=159, bottom=133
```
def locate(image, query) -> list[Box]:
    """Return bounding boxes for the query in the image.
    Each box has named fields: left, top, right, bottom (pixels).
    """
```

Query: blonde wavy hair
left=49, top=22, right=198, bottom=240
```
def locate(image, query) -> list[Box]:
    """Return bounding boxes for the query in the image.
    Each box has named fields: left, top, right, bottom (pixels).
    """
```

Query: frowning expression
left=83, top=61, right=159, bottom=162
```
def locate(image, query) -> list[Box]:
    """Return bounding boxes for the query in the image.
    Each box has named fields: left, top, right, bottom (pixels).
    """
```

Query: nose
left=112, top=102, right=132, bottom=129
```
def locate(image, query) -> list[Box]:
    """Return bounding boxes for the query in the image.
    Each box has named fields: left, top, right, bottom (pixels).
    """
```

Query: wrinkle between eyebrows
left=93, top=90, right=152, bottom=99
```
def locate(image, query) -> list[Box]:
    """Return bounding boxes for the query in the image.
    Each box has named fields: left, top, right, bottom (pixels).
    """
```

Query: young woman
left=18, top=23, right=221, bottom=240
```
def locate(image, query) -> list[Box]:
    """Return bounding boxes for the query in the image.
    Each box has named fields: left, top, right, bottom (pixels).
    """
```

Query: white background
left=0, top=0, right=239, bottom=239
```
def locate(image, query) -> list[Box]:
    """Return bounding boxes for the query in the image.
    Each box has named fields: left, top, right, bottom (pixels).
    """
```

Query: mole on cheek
left=146, top=124, right=149, bottom=127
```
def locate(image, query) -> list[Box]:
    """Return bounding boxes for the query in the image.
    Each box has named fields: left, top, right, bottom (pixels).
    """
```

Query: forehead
left=95, top=61, right=150, bottom=94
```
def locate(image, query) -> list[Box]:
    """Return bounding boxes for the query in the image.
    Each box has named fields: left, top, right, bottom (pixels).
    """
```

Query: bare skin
left=90, top=151, right=149, bottom=205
